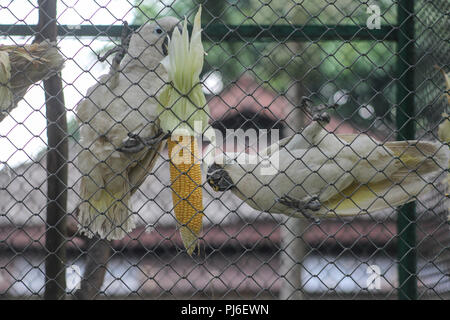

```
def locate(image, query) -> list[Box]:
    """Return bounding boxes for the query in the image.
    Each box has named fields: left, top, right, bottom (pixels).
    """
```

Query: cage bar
left=0, top=24, right=398, bottom=41
left=35, top=0, right=68, bottom=300
left=395, top=0, right=418, bottom=300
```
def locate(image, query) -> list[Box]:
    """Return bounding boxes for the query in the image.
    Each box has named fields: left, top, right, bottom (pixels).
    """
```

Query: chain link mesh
left=0, top=0, right=448, bottom=299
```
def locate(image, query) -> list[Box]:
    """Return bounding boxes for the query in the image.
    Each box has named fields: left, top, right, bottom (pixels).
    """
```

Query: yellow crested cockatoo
left=76, top=17, right=180, bottom=240
left=207, top=104, right=449, bottom=220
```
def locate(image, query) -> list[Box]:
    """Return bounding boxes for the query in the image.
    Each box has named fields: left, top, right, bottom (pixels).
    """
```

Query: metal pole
left=0, top=24, right=399, bottom=41
left=35, top=0, right=68, bottom=300
left=396, top=0, right=417, bottom=300
left=279, top=71, right=308, bottom=300
left=279, top=218, right=307, bottom=299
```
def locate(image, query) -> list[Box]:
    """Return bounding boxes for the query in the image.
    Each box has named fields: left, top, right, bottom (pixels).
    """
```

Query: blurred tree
left=130, top=0, right=401, bottom=133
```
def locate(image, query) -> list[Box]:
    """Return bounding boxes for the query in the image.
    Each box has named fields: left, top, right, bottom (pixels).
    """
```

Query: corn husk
left=0, top=40, right=64, bottom=122
left=158, top=7, right=209, bottom=136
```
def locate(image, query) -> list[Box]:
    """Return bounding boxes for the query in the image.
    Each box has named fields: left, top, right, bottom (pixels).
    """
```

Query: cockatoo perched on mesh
left=76, top=17, right=180, bottom=240
left=207, top=99, right=449, bottom=220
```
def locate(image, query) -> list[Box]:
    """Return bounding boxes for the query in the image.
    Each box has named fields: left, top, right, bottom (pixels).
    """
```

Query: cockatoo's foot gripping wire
left=299, top=96, right=337, bottom=124
left=117, top=130, right=170, bottom=153
left=276, top=194, right=321, bottom=223
left=98, top=21, right=132, bottom=66
left=312, top=112, right=331, bottom=123
left=207, top=163, right=235, bottom=192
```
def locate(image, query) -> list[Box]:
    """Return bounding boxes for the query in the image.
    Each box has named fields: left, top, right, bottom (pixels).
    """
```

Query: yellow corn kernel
left=168, top=135, right=203, bottom=255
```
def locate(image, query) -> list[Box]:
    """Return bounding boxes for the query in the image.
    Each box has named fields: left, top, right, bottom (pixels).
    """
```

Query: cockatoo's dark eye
left=154, top=27, right=163, bottom=35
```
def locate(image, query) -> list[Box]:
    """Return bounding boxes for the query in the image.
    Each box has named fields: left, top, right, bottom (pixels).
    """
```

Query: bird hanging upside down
left=76, top=17, right=181, bottom=240
left=207, top=99, right=449, bottom=221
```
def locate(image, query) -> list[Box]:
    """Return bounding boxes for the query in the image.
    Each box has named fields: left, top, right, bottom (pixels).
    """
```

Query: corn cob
left=158, top=6, right=211, bottom=254
left=168, top=135, right=203, bottom=255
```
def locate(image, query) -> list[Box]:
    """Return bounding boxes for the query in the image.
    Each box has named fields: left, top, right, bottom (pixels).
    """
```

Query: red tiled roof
left=0, top=220, right=400, bottom=252
left=207, top=74, right=366, bottom=136
left=208, top=75, right=289, bottom=121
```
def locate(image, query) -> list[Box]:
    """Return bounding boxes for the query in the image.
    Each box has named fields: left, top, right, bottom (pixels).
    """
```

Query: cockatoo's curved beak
left=207, top=163, right=235, bottom=192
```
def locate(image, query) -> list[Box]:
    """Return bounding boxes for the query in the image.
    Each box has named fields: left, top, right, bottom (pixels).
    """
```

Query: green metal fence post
left=396, top=0, right=417, bottom=300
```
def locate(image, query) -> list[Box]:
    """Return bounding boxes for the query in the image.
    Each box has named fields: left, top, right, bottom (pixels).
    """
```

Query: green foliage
left=318, top=40, right=397, bottom=127
left=132, top=0, right=399, bottom=129
left=132, top=0, right=195, bottom=23
left=67, top=117, right=80, bottom=141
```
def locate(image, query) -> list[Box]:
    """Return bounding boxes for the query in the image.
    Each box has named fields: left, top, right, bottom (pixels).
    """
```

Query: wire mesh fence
left=0, top=0, right=448, bottom=300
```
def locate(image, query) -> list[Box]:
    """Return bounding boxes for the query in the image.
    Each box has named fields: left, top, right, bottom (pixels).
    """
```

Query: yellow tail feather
left=319, top=138, right=448, bottom=217
left=79, top=178, right=133, bottom=240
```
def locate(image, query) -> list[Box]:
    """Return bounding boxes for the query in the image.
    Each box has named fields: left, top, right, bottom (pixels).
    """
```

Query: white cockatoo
left=76, top=17, right=180, bottom=240
left=207, top=104, right=449, bottom=220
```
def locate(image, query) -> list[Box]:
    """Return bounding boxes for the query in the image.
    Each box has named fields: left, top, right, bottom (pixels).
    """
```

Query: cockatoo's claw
left=207, top=163, right=235, bottom=192
left=299, top=96, right=313, bottom=109
left=306, top=196, right=321, bottom=211
left=98, top=47, right=121, bottom=62
left=312, top=111, right=330, bottom=124
left=117, top=136, right=145, bottom=153
left=301, top=97, right=337, bottom=123
left=117, top=130, right=168, bottom=154
left=156, top=131, right=171, bottom=141
left=276, top=194, right=296, bottom=206
left=277, top=194, right=322, bottom=222
left=98, top=20, right=132, bottom=63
